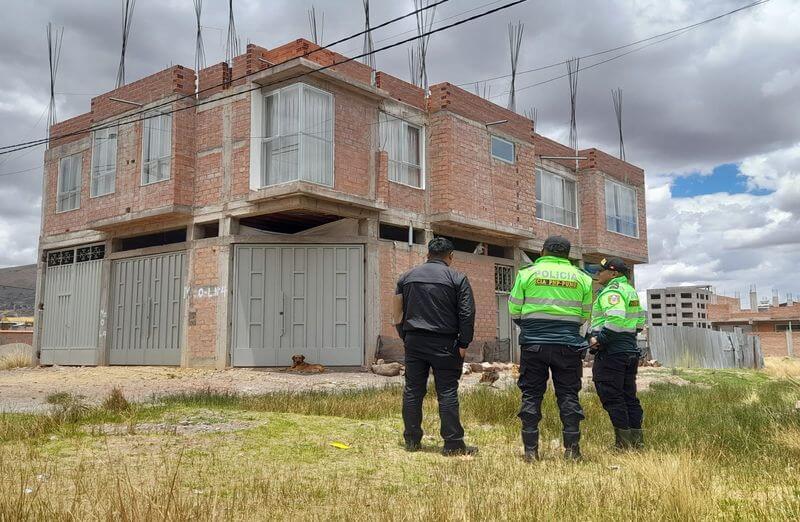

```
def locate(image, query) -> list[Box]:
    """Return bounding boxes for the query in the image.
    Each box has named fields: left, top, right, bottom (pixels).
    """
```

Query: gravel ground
left=0, top=365, right=684, bottom=413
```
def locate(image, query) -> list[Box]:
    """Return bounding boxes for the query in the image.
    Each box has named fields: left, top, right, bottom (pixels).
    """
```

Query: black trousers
left=517, top=345, right=585, bottom=439
left=592, top=352, right=643, bottom=429
left=402, top=333, right=465, bottom=447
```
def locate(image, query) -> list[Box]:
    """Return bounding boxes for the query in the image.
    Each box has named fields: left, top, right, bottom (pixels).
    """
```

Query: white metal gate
left=40, top=245, right=105, bottom=365
left=109, top=252, right=186, bottom=365
left=233, top=245, right=364, bottom=367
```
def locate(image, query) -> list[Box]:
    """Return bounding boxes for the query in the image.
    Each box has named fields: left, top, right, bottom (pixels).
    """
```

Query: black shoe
left=523, top=448, right=539, bottom=462
left=614, top=428, right=633, bottom=450
left=405, top=440, right=422, bottom=452
left=442, top=445, right=478, bottom=456
left=563, top=430, right=582, bottom=461
left=630, top=428, right=644, bottom=449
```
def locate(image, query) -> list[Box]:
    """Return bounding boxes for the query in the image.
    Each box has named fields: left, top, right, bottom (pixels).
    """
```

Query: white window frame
left=379, top=112, right=425, bottom=189
left=249, top=83, right=335, bottom=190
left=490, top=135, right=515, bottom=164
left=90, top=126, right=117, bottom=197
left=605, top=178, right=639, bottom=238
left=56, top=153, right=82, bottom=213
left=535, top=167, right=578, bottom=228
left=141, top=110, right=172, bottom=186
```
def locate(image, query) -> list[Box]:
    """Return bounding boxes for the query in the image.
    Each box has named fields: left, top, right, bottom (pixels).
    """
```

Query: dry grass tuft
left=764, top=357, right=800, bottom=380
left=0, top=351, right=32, bottom=371
left=102, top=386, right=131, bottom=413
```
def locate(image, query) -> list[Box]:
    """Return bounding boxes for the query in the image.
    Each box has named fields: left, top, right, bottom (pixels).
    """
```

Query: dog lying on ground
left=285, top=354, right=325, bottom=373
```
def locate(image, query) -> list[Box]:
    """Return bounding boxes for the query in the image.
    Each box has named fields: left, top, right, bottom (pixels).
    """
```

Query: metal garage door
left=40, top=246, right=105, bottom=365
left=233, top=245, right=364, bottom=367
left=109, top=252, right=185, bottom=365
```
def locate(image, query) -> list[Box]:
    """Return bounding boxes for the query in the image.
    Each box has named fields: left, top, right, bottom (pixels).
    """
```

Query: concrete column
left=787, top=326, right=795, bottom=358
left=30, top=249, right=46, bottom=366
left=361, top=218, right=380, bottom=367
left=216, top=216, right=236, bottom=369
left=96, top=238, right=114, bottom=366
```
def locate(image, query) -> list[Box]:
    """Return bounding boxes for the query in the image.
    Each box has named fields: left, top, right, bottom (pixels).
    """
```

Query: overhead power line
left=457, top=0, right=772, bottom=88
left=0, top=0, right=451, bottom=155
left=1, top=0, right=526, bottom=158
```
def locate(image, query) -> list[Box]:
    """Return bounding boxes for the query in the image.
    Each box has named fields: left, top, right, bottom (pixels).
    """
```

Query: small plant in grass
left=102, top=387, right=131, bottom=413
left=45, top=392, right=89, bottom=423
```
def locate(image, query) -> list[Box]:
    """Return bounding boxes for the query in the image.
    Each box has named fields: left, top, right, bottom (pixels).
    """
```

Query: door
left=40, top=246, right=105, bottom=365
left=233, top=244, right=364, bottom=366
left=109, top=252, right=185, bottom=365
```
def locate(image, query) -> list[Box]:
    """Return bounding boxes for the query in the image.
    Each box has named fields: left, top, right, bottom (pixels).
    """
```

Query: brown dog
left=286, top=354, right=325, bottom=373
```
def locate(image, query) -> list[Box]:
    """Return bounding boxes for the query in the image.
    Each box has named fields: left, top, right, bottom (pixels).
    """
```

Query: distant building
left=708, top=292, right=798, bottom=358
left=647, top=285, right=712, bottom=329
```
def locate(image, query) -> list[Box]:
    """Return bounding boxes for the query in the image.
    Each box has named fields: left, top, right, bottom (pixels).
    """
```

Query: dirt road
left=0, top=366, right=685, bottom=413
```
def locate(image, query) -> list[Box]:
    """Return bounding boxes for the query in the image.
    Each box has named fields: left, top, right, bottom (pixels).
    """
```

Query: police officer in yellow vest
left=589, top=257, right=646, bottom=449
left=508, top=236, right=593, bottom=461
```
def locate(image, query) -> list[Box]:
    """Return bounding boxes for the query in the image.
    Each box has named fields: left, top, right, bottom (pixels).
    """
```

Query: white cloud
left=762, top=69, right=800, bottom=97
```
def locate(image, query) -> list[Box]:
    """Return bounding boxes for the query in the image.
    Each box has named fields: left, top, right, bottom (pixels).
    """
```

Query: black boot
left=442, top=441, right=478, bottom=456
left=404, top=439, right=422, bottom=452
left=630, top=428, right=644, bottom=449
left=563, top=430, right=582, bottom=461
left=614, top=428, right=632, bottom=450
left=522, top=429, right=539, bottom=462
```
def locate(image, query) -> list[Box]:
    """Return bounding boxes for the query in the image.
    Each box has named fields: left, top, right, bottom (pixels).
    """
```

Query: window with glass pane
left=91, top=127, right=117, bottom=196
left=57, top=154, right=81, bottom=212
left=141, top=111, right=172, bottom=184
left=379, top=113, right=422, bottom=188
left=491, top=136, right=515, bottom=163
left=535, top=169, right=577, bottom=227
left=261, top=84, right=333, bottom=187
left=605, top=180, right=638, bottom=237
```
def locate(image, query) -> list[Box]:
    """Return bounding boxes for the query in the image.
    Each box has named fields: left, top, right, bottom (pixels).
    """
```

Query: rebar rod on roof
left=566, top=57, right=580, bottom=168
left=116, top=0, right=136, bottom=88
left=362, top=0, right=375, bottom=71
left=194, top=0, right=206, bottom=83
left=472, top=81, right=491, bottom=100
left=507, top=21, right=524, bottom=113
left=413, top=0, right=437, bottom=92
left=612, top=87, right=626, bottom=161
left=46, top=23, right=64, bottom=131
left=225, top=0, right=240, bottom=66
left=524, top=107, right=537, bottom=134
left=308, top=6, right=324, bottom=45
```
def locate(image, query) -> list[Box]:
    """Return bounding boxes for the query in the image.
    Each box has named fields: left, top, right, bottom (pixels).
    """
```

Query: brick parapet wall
left=0, top=330, right=33, bottom=346
left=375, top=71, right=425, bottom=110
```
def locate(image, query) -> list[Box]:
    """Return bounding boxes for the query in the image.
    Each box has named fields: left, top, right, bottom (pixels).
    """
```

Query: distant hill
left=0, top=264, right=36, bottom=315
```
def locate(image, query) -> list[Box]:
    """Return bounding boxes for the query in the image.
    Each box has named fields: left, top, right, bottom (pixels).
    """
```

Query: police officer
left=589, top=257, right=646, bottom=449
left=395, top=237, right=477, bottom=456
left=508, top=236, right=593, bottom=461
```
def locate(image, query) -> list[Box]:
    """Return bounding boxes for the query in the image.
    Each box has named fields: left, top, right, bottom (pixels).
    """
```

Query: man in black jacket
left=394, top=237, right=477, bottom=456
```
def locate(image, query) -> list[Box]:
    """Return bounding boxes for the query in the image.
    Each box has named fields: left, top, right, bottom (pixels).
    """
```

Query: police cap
left=600, top=257, right=629, bottom=274
left=542, top=235, right=571, bottom=256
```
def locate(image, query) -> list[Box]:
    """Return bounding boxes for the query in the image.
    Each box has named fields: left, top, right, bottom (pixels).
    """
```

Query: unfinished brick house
left=709, top=294, right=799, bottom=358
left=32, top=38, right=649, bottom=368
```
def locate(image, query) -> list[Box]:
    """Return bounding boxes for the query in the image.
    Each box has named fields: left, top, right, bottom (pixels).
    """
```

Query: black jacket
left=395, top=259, right=476, bottom=348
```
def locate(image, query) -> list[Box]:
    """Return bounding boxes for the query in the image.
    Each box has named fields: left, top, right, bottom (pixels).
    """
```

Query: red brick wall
left=198, top=62, right=231, bottom=99
left=186, top=245, right=221, bottom=362
left=44, top=100, right=194, bottom=236
left=0, top=330, right=33, bottom=346
left=757, top=331, right=799, bottom=357
left=427, top=112, right=536, bottom=232
left=90, top=66, right=195, bottom=123
left=376, top=72, right=425, bottom=110
left=49, top=112, right=92, bottom=147
left=378, top=242, right=504, bottom=347
left=376, top=151, right=426, bottom=213
left=428, top=82, right=533, bottom=142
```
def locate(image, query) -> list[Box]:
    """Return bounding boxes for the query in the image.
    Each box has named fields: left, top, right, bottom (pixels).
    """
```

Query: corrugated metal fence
left=648, top=326, right=764, bottom=369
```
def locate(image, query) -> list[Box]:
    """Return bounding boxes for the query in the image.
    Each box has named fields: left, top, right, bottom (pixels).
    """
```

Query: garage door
left=40, top=245, right=105, bottom=365
left=109, top=252, right=185, bottom=365
left=233, top=245, right=363, bottom=367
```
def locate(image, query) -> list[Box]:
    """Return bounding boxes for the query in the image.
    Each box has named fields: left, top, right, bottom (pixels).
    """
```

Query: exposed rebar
left=507, top=21, right=524, bottom=112
left=46, top=22, right=64, bottom=130
left=116, top=0, right=136, bottom=88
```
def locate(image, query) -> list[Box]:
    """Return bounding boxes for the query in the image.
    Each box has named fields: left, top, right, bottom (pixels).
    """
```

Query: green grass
left=1, top=368, right=800, bottom=520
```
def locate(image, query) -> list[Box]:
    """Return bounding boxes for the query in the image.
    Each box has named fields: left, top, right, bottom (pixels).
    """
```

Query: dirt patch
left=0, top=366, right=685, bottom=413
left=86, top=410, right=263, bottom=436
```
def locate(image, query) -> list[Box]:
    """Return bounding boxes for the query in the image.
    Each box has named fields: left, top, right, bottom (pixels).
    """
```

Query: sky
left=0, top=0, right=798, bottom=305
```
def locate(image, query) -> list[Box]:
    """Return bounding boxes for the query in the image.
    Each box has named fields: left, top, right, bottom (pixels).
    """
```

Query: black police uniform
left=395, top=259, right=475, bottom=451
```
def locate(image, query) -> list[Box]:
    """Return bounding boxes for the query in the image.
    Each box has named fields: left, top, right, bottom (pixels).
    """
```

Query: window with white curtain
left=141, top=111, right=172, bottom=185
left=491, top=136, right=515, bottom=163
left=379, top=113, right=423, bottom=188
left=605, top=179, right=638, bottom=237
left=57, top=153, right=82, bottom=212
left=261, top=83, right=333, bottom=187
left=91, top=126, right=117, bottom=197
left=535, top=168, right=577, bottom=227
